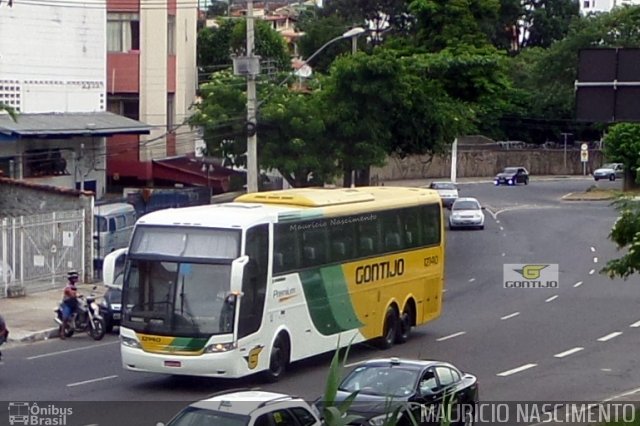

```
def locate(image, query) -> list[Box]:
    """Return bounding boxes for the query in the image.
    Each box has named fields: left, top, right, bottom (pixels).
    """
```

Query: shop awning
left=152, top=156, right=244, bottom=194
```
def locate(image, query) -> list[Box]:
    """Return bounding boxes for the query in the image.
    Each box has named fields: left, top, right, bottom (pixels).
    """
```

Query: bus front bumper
left=121, top=344, right=248, bottom=378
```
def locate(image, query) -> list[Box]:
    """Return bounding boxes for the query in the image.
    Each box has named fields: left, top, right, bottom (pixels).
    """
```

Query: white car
left=449, top=197, right=485, bottom=230
left=593, top=163, right=623, bottom=181
left=158, top=390, right=322, bottom=426
left=427, top=181, right=459, bottom=208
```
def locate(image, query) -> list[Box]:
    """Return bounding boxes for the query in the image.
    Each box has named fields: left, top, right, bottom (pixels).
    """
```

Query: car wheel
left=594, top=177, right=599, bottom=181
left=449, top=224, right=455, bottom=231
left=378, top=306, right=399, bottom=350
left=105, top=319, right=114, bottom=334
left=263, top=335, right=289, bottom=383
left=478, top=225, right=484, bottom=230
left=524, top=178, right=529, bottom=185
left=610, top=174, right=616, bottom=181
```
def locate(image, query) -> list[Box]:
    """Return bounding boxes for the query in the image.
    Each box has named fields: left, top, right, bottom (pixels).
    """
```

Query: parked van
left=93, top=203, right=136, bottom=261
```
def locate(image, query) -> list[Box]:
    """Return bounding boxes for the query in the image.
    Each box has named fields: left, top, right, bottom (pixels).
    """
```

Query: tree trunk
left=343, top=166, right=353, bottom=188
left=623, top=169, right=640, bottom=192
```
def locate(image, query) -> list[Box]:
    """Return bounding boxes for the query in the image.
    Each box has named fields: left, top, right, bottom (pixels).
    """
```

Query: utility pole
left=349, top=34, right=358, bottom=188
left=246, top=0, right=259, bottom=193
left=451, top=138, right=457, bottom=183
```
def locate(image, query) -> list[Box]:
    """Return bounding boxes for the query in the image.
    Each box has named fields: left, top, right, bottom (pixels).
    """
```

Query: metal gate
left=1, top=210, right=85, bottom=297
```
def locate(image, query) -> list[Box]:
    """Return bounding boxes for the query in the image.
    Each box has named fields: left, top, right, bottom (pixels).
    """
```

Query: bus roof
left=136, top=187, right=440, bottom=229
left=235, top=186, right=439, bottom=208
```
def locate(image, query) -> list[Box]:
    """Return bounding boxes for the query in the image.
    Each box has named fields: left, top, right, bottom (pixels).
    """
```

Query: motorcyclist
left=60, top=271, right=80, bottom=339
left=0, top=312, right=8, bottom=361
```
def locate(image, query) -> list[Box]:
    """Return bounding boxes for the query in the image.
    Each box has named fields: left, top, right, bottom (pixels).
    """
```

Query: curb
left=9, top=327, right=59, bottom=344
left=561, top=192, right=614, bottom=201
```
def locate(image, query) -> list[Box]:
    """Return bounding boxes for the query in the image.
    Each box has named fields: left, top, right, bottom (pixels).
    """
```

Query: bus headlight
left=204, top=342, right=237, bottom=353
left=121, top=336, right=141, bottom=349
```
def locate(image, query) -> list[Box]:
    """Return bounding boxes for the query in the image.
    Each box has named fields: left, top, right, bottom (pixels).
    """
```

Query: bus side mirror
left=103, top=248, right=128, bottom=288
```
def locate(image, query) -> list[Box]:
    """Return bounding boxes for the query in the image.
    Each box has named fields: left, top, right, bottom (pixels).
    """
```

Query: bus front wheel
left=378, top=307, right=399, bottom=350
left=264, top=335, right=289, bottom=383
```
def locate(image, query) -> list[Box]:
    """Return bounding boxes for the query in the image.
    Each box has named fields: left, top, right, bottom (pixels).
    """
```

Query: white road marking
left=501, top=312, right=520, bottom=320
left=589, top=269, right=595, bottom=275
left=590, top=247, right=596, bottom=252
left=27, top=341, right=118, bottom=360
left=630, top=320, right=640, bottom=328
left=601, top=368, right=612, bottom=372
left=501, top=253, right=506, bottom=257
left=598, top=332, right=623, bottom=342
left=593, top=257, right=598, bottom=263
left=496, top=220, right=500, bottom=224
left=602, top=386, right=640, bottom=402
left=468, top=278, right=476, bottom=283
left=545, top=295, right=558, bottom=303
left=554, top=347, right=584, bottom=358
left=436, top=332, right=466, bottom=342
left=67, top=375, right=118, bottom=388
left=499, top=226, right=504, bottom=231
left=497, top=363, right=537, bottom=377
left=573, top=281, right=583, bottom=288
left=502, top=233, right=507, bottom=237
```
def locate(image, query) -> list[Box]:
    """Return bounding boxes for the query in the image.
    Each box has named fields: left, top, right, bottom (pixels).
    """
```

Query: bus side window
left=421, top=205, right=441, bottom=245
left=380, top=210, right=405, bottom=252
left=401, top=207, right=423, bottom=249
left=301, top=227, right=328, bottom=268
left=273, top=224, right=299, bottom=274
left=108, top=218, right=116, bottom=233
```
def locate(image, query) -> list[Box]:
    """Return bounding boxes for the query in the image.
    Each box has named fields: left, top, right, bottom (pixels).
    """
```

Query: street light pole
left=350, top=33, right=359, bottom=188
left=246, top=0, right=259, bottom=193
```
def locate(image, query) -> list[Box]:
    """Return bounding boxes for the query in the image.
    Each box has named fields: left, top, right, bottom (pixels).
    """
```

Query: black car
left=494, top=167, right=529, bottom=186
left=317, top=358, right=478, bottom=426
left=99, top=276, right=122, bottom=333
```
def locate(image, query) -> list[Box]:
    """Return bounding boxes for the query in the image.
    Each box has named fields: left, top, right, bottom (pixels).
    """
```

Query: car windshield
left=167, top=407, right=248, bottom=426
left=431, top=182, right=456, bottom=190
left=601, top=164, right=617, bottom=169
left=105, top=288, right=122, bottom=303
left=453, top=201, right=480, bottom=211
left=339, top=366, right=418, bottom=397
left=503, top=167, right=518, bottom=174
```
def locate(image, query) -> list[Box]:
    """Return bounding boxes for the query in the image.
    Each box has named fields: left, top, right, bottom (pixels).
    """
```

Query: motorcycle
left=54, top=286, right=106, bottom=341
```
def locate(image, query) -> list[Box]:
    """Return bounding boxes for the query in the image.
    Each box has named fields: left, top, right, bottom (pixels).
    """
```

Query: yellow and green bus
left=109, top=186, right=444, bottom=380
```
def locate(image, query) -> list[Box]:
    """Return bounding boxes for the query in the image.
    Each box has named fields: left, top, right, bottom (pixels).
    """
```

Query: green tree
left=198, top=19, right=236, bottom=80
left=603, top=123, right=640, bottom=190
left=409, top=0, right=500, bottom=51
left=297, top=16, right=353, bottom=74
left=0, top=103, right=17, bottom=122
left=259, top=89, right=341, bottom=187
left=231, top=19, right=291, bottom=70
left=520, top=0, right=580, bottom=49
left=323, top=0, right=411, bottom=41
left=207, top=0, right=228, bottom=17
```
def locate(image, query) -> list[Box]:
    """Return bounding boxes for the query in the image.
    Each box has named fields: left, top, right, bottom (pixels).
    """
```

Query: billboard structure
left=576, top=48, right=640, bottom=122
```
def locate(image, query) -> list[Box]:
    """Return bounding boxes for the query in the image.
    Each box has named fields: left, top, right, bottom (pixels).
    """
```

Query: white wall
left=581, top=0, right=640, bottom=14
left=0, top=0, right=106, bottom=113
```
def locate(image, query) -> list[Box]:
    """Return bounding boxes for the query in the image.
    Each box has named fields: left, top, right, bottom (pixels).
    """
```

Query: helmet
left=67, top=271, right=79, bottom=281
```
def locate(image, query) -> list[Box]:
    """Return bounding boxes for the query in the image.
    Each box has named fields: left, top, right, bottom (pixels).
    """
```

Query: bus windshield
left=122, top=260, right=235, bottom=337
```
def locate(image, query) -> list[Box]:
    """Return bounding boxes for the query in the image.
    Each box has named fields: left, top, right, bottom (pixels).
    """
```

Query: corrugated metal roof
left=0, top=111, right=151, bottom=137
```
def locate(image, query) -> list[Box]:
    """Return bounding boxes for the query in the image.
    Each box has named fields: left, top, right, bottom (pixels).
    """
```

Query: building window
left=108, top=96, right=140, bottom=121
left=583, top=0, right=590, bottom=8
left=23, top=149, right=69, bottom=178
left=107, top=13, right=140, bottom=52
left=167, top=93, right=175, bottom=132
left=167, top=15, right=176, bottom=55
left=0, top=156, right=17, bottom=178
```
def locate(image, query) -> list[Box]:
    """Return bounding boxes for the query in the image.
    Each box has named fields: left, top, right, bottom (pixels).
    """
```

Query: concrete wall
left=371, top=149, right=605, bottom=181
left=0, top=179, right=95, bottom=282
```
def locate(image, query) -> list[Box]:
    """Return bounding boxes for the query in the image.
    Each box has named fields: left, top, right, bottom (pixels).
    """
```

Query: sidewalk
left=1, top=284, right=104, bottom=345
left=0, top=174, right=591, bottom=346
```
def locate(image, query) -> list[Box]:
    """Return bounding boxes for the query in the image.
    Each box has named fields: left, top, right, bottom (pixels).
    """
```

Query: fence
left=1, top=210, right=86, bottom=297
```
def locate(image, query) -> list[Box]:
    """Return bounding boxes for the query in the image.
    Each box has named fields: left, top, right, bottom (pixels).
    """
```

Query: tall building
left=106, top=0, right=198, bottom=188
left=0, top=0, right=150, bottom=198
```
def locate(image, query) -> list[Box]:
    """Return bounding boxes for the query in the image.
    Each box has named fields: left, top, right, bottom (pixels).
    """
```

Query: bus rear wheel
left=263, top=335, right=289, bottom=383
left=378, top=307, right=399, bottom=350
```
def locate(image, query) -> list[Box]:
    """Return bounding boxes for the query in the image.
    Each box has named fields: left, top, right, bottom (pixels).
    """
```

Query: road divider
left=554, top=347, right=584, bottom=358
left=436, top=331, right=466, bottom=342
left=67, top=374, right=118, bottom=388
left=497, top=363, right=537, bottom=377
left=597, top=332, right=622, bottom=342
left=545, top=295, right=558, bottom=303
left=501, top=312, right=520, bottom=320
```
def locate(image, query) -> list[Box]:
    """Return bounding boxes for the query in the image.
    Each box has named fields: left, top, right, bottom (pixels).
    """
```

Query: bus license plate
left=164, top=360, right=181, bottom=368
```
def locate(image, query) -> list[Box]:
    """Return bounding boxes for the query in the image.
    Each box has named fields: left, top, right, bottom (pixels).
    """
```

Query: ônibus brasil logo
left=504, top=264, right=559, bottom=288
left=8, top=402, right=72, bottom=426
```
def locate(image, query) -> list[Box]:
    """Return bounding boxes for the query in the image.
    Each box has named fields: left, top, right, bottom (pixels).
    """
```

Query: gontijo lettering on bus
left=355, top=259, right=405, bottom=284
